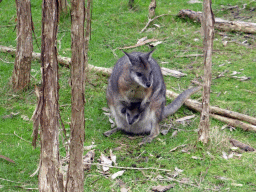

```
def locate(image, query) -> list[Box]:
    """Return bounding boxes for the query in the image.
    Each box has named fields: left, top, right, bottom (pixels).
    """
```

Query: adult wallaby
left=105, top=50, right=201, bottom=145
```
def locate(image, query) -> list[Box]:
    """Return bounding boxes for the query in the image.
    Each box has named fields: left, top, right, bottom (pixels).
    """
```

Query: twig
left=0, top=155, right=15, bottom=164
left=85, top=162, right=173, bottom=172
left=30, top=160, right=41, bottom=177
left=0, top=177, right=23, bottom=184
left=14, top=131, right=32, bottom=144
left=0, top=57, right=14, bottom=63
left=0, top=24, right=16, bottom=28
left=140, top=14, right=170, bottom=33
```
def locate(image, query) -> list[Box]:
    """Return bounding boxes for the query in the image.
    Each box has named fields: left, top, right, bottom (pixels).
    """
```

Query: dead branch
left=140, top=14, right=169, bottom=33
left=1, top=45, right=256, bottom=131
left=230, top=138, right=255, bottom=152
left=119, top=38, right=158, bottom=50
left=166, top=90, right=256, bottom=131
left=14, top=131, right=32, bottom=144
left=1, top=45, right=186, bottom=78
left=178, top=9, right=256, bottom=34
left=85, top=162, right=173, bottom=172
left=210, top=114, right=256, bottom=132
left=0, top=45, right=112, bottom=76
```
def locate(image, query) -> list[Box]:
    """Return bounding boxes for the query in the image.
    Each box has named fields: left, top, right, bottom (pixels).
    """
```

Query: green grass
left=1, top=0, right=256, bottom=191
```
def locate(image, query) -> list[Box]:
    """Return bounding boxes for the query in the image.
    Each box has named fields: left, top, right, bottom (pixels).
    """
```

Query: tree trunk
left=12, top=0, right=33, bottom=92
left=198, top=0, right=214, bottom=144
left=59, top=0, right=68, bottom=13
left=39, top=0, right=62, bottom=191
left=148, top=0, right=156, bottom=19
left=65, top=0, right=86, bottom=191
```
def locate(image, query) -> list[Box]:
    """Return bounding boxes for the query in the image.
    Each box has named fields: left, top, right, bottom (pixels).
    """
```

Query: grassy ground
left=1, top=0, right=256, bottom=191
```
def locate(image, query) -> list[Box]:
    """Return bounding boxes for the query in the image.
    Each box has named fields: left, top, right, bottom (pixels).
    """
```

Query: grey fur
left=105, top=51, right=201, bottom=144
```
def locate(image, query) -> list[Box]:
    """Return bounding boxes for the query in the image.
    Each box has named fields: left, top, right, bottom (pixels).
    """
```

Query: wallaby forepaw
left=104, top=128, right=120, bottom=137
left=139, top=136, right=153, bottom=146
left=103, top=130, right=112, bottom=137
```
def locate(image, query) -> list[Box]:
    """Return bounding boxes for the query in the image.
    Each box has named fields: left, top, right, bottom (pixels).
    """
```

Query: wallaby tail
left=162, top=86, right=202, bottom=119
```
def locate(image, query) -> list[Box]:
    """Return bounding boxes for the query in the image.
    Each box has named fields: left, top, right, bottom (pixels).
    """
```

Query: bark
left=59, top=0, right=68, bottom=13
left=12, top=0, right=33, bottom=92
left=65, top=0, right=86, bottom=191
left=197, top=0, right=214, bottom=144
left=39, top=0, right=62, bottom=191
left=178, top=9, right=256, bottom=34
left=85, top=0, right=92, bottom=68
left=148, top=0, right=156, bottom=19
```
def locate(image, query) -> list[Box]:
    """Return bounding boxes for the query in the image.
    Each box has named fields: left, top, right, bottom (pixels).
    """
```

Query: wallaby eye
left=136, top=72, right=142, bottom=77
left=121, top=108, right=126, bottom=114
left=134, top=115, right=139, bottom=119
left=127, top=113, right=130, bottom=117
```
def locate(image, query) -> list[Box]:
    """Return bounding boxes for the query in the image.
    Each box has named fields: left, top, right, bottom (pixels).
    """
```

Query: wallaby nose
left=146, top=82, right=151, bottom=88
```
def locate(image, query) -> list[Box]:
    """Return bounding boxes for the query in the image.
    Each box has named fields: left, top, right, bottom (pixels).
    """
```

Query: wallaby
left=105, top=51, right=201, bottom=145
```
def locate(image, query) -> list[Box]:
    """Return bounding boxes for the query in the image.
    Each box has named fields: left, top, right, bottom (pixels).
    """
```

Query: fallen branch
left=0, top=45, right=186, bottom=78
left=85, top=162, right=173, bottom=172
left=230, top=138, right=255, bottom=152
left=166, top=90, right=256, bottom=132
left=2, top=45, right=256, bottom=131
left=118, top=38, right=158, bottom=50
left=140, top=14, right=169, bottom=33
left=210, top=114, right=256, bottom=132
left=0, top=45, right=112, bottom=76
left=178, top=9, right=256, bottom=34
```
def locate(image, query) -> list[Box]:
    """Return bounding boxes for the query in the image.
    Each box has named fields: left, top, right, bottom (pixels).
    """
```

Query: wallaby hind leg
left=139, top=123, right=160, bottom=145
left=104, top=127, right=121, bottom=137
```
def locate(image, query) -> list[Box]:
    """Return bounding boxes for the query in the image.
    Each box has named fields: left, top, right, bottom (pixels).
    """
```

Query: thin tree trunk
left=12, top=0, right=33, bottom=92
left=59, top=0, right=68, bottom=13
left=39, top=0, right=62, bottom=191
left=148, top=0, right=156, bottom=18
left=65, top=0, right=86, bottom=191
left=198, top=0, right=214, bottom=144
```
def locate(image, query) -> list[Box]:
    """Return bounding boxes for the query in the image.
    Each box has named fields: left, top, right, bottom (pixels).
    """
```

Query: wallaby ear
left=123, top=51, right=134, bottom=65
left=139, top=49, right=155, bottom=67
left=144, top=49, right=155, bottom=60
left=121, top=100, right=130, bottom=108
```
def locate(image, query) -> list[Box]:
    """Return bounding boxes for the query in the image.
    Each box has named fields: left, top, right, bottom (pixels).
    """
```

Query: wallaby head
left=123, top=50, right=155, bottom=88
left=121, top=101, right=149, bottom=125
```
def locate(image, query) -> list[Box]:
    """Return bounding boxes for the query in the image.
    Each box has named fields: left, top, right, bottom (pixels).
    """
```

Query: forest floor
left=0, top=0, right=256, bottom=191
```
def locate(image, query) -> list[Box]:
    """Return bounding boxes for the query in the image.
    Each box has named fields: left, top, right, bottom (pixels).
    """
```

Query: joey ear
left=121, top=100, right=129, bottom=107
